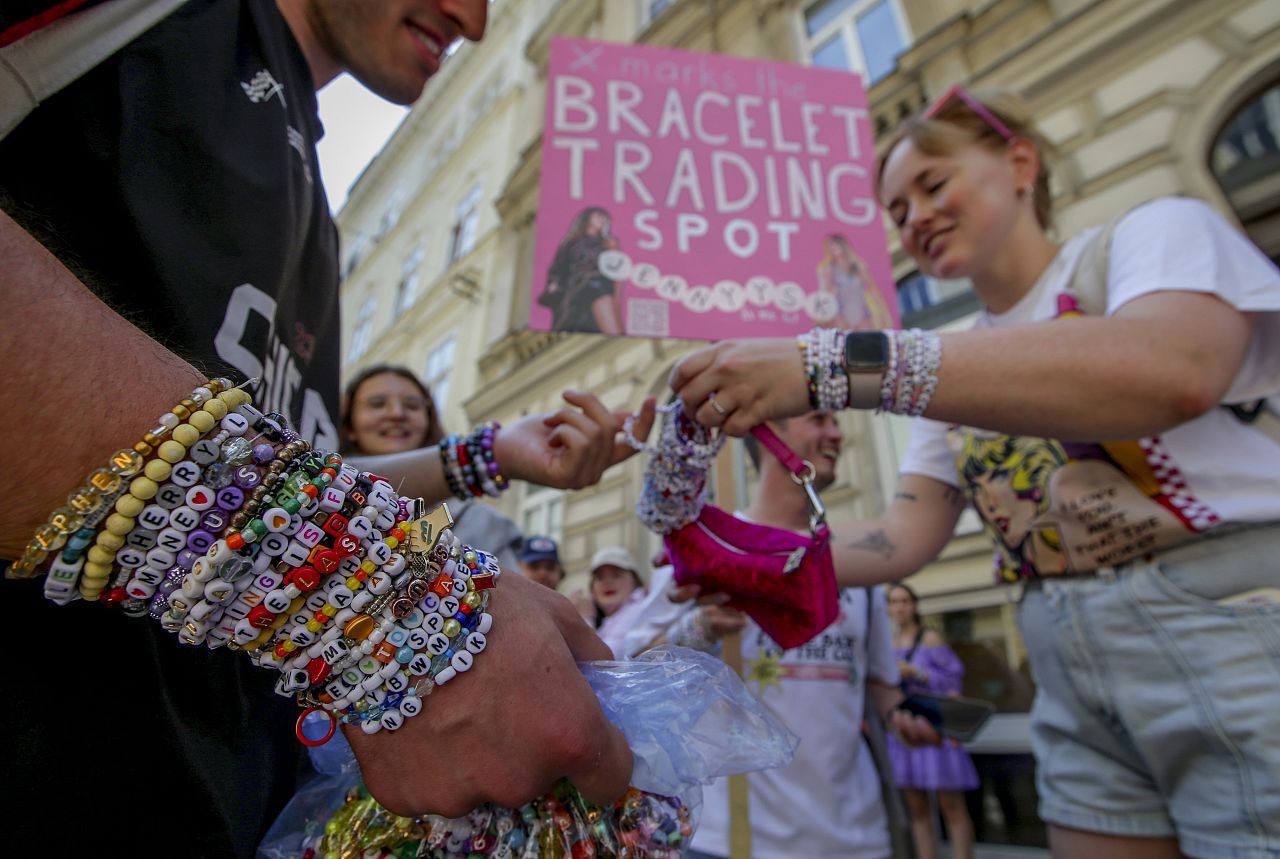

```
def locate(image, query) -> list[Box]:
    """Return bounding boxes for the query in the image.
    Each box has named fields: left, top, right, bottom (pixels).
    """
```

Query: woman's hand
left=497, top=392, right=656, bottom=489
left=668, top=338, right=812, bottom=435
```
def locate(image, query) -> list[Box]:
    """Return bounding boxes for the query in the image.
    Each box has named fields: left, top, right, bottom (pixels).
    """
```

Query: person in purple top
left=886, top=583, right=979, bottom=859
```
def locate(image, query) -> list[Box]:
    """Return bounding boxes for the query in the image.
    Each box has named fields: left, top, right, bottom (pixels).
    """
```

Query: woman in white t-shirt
left=665, top=89, right=1280, bottom=859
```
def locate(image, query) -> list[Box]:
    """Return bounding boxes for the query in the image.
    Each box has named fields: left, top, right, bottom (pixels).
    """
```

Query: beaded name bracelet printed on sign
left=19, top=378, right=506, bottom=745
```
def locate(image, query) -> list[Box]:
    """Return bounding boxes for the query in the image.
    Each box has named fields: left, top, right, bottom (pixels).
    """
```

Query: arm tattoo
left=848, top=529, right=896, bottom=560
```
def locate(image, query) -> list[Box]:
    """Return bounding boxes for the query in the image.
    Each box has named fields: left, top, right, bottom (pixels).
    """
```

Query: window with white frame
left=803, top=0, right=908, bottom=85
left=394, top=244, right=425, bottom=315
left=423, top=335, right=456, bottom=413
left=343, top=234, right=370, bottom=279
left=346, top=296, right=378, bottom=364
left=377, top=189, right=407, bottom=239
left=521, top=485, right=564, bottom=545
left=447, top=184, right=483, bottom=265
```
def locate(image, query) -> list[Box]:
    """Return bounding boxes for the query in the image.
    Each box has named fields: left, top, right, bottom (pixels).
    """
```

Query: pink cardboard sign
left=530, top=37, right=898, bottom=340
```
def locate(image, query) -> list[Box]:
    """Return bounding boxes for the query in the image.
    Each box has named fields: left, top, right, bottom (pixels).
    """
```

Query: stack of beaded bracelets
left=13, top=379, right=504, bottom=741
left=799, top=327, right=850, bottom=412
left=797, top=327, right=943, bottom=418
left=879, top=328, right=942, bottom=417
left=440, top=421, right=509, bottom=500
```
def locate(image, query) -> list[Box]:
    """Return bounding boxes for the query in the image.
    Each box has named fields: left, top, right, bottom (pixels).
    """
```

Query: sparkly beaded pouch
left=634, top=406, right=839, bottom=650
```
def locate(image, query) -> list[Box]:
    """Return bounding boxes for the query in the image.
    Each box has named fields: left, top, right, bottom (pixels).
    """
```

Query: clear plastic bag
left=258, top=646, right=796, bottom=859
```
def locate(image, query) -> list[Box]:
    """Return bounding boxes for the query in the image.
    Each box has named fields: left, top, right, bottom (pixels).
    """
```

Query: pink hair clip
left=925, top=83, right=1015, bottom=141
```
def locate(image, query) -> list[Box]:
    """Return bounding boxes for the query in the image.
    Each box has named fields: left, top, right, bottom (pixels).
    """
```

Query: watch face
left=845, top=332, right=889, bottom=371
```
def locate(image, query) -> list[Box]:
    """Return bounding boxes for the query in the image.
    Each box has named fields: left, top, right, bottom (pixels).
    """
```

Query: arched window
left=1210, top=79, right=1280, bottom=263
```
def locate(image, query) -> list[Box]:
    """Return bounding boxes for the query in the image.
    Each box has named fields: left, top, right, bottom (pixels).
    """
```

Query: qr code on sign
left=627, top=298, right=669, bottom=337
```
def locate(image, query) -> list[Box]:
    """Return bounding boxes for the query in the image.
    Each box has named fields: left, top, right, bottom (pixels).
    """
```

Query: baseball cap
left=590, top=546, right=639, bottom=575
left=519, top=535, right=560, bottom=564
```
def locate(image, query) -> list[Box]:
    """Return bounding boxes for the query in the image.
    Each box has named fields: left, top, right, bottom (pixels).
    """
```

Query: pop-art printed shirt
left=901, top=199, right=1280, bottom=580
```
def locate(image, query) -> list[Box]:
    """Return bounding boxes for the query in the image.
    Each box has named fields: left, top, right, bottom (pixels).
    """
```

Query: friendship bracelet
left=24, top=379, right=506, bottom=744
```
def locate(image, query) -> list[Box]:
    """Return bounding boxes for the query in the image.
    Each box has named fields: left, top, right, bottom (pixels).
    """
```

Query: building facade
left=337, top=0, right=1280, bottom=852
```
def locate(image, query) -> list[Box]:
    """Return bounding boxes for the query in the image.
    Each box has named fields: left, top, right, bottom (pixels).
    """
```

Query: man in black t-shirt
left=0, top=2, right=646, bottom=855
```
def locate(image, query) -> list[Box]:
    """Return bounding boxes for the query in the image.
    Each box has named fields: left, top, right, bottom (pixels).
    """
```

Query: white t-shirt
left=626, top=569, right=899, bottom=859
left=902, top=197, right=1280, bottom=578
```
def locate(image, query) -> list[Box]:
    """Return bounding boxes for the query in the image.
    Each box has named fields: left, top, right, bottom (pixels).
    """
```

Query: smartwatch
left=843, top=331, right=890, bottom=409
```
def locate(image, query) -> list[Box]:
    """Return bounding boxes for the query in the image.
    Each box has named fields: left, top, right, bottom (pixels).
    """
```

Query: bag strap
left=0, top=0, right=187, bottom=139
left=749, top=424, right=828, bottom=531
left=903, top=626, right=926, bottom=664
left=749, top=424, right=807, bottom=476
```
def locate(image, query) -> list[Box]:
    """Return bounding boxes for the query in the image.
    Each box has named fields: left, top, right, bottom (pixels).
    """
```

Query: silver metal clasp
left=790, top=459, right=827, bottom=533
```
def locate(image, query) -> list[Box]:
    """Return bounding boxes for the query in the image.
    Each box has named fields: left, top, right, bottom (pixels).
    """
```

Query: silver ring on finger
left=708, top=392, right=728, bottom=416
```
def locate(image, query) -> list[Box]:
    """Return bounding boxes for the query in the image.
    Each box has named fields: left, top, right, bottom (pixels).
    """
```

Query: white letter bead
left=126, top=580, right=158, bottom=600
left=281, top=540, right=310, bottom=567
left=346, top=516, right=373, bottom=540
left=203, top=579, right=235, bottom=604
left=386, top=627, right=409, bottom=647
left=349, top=590, right=373, bottom=613
left=328, top=586, right=354, bottom=609
left=220, top=413, right=249, bottom=434
left=145, top=547, right=177, bottom=570
left=434, top=666, right=457, bottom=686
left=364, top=542, right=391, bottom=566
left=405, top=629, right=429, bottom=651
left=465, top=632, right=487, bottom=654
left=262, top=589, right=292, bottom=613
left=295, top=522, right=324, bottom=548
left=172, top=458, right=205, bottom=484
left=382, top=663, right=405, bottom=683
left=450, top=578, right=468, bottom=599
left=450, top=650, right=474, bottom=673
left=115, top=548, right=147, bottom=569
left=289, top=627, right=316, bottom=646
left=168, top=506, right=200, bottom=531
left=333, top=471, right=356, bottom=492
left=439, top=596, right=460, bottom=616
left=366, top=571, right=393, bottom=595
left=138, top=504, right=169, bottom=530
left=402, top=608, right=425, bottom=628
left=407, top=654, right=432, bottom=676
left=426, top=633, right=449, bottom=656
left=340, top=668, right=363, bottom=687
left=379, top=710, right=404, bottom=731
left=297, top=496, right=319, bottom=518
left=420, top=593, right=440, bottom=613
left=259, top=533, right=289, bottom=556
left=422, top=613, right=444, bottom=634
left=374, top=510, right=395, bottom=531
left=476, top=613, right=493, bottom=635
left=399, top=695, right=423, bottom=718
left=262, top=508, right=291, bottom=533
left=360, top=718, right=381, bottom=735
left=185, top=485, right=216, bottom=511
left=319, top=488, right=345, bottom=512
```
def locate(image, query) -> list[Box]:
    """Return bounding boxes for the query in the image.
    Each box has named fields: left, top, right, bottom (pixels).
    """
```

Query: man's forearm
left=0, top=209, right=204, bottom=558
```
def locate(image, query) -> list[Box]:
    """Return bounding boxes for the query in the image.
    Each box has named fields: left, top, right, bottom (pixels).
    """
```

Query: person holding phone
left=886, top=584, right=978, bottom=859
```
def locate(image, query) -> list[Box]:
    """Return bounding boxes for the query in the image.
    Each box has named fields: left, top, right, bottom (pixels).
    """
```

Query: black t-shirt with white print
left=0, top=2, right=341, bottom=855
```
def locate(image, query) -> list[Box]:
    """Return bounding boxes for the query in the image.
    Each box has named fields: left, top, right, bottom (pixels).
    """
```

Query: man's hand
left=497, top=391, right=656, bottom=490
left=668, top=338, right=810, bottom=435
left=346, top=573, right=632, bottom=818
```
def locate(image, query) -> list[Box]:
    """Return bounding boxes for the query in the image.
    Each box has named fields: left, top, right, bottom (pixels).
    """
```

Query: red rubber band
left=295, top=706, right=338, bottom=747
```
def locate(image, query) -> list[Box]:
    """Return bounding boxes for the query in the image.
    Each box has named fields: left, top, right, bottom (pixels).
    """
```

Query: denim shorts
left=1019, top=524, right=1280, bottom=858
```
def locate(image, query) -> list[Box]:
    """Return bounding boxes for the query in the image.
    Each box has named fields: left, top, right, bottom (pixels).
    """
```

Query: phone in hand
left=899, top=692, right=995, bottom=743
